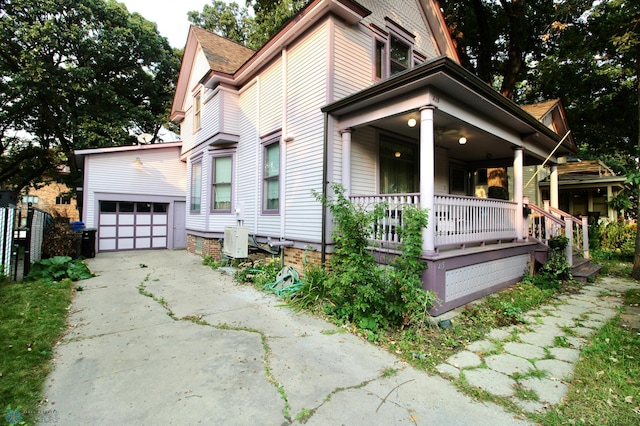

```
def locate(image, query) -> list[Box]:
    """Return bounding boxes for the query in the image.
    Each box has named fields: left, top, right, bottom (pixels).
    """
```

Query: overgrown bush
left=42, top=220, right=79, bottom=258
left=311, top=183, right=435, bottom=334
left=235, top=257, right=281, bottom=287
left=26, top=256, right=93, bottom=283
left=523, top=236, right=572, bottom=290
left=594, top=220, right=636, bottom=260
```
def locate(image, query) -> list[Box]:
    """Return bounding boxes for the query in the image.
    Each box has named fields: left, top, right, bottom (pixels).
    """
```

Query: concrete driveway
left=40, top=250, right=529, bottom=425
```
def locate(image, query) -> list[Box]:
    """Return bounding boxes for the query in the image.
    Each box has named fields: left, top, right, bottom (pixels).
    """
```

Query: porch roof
left=322, top=56, right=577, bottom=164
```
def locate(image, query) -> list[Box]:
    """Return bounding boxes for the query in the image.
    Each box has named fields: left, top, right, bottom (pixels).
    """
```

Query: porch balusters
left=349, top=193, right=518, bottom=251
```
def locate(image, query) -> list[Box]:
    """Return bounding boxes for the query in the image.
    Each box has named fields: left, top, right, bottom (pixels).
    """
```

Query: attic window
left=372, top=19, right=415, bottom=80
left=389, top=36, right=409, bottom=75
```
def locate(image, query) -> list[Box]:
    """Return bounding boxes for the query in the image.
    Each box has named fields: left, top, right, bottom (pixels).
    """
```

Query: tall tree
left=0, top=0, right=181, bottom=194
left=188, top=0, right=307, bottom=50
left=440, top=0, right=592, bottom=99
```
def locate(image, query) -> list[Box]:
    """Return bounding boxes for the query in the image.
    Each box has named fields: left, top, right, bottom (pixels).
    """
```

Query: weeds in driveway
left=0, top=276, right=75, bottom=425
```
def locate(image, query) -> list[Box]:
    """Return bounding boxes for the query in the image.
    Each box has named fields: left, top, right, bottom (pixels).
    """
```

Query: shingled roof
left=190, top=26, right=255, bottom=75
left=520, top=99, right=560, bottom=120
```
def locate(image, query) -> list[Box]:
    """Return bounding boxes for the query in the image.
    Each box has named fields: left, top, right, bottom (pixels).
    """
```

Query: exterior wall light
left=394, top=151, right=401, bottom=158
left=458, top=137, right=467, bottom=145
left=133, top=157, right=143, bottom=165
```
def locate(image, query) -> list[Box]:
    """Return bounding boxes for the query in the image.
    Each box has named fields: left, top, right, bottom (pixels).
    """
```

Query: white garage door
left=98, top=201, right=168, bottom=251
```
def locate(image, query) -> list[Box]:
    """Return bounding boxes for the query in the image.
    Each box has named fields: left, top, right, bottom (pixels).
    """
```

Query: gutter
left=321, top=112, right=329, bottom=266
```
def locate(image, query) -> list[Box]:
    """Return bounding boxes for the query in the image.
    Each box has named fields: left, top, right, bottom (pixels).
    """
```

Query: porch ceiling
left=323, top=57, right=577, bottom=165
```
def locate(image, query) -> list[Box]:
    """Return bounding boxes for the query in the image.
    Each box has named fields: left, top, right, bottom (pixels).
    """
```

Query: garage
left=98, top=201, right=169, bottom=251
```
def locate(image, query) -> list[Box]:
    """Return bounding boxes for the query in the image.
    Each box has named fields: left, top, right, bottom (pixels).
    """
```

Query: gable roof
left=190, top=26, right=254, bottom=75
left=171, top=0, right=460, bottom=121
left=520, top=99, right=560, bottom=121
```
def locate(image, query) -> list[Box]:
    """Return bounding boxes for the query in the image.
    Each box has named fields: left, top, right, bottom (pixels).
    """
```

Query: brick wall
left=186, top=234, right=327, bottom=275
left=20, top=182, right=79, bottom=221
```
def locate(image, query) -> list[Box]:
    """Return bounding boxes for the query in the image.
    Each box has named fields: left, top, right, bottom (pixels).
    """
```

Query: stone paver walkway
left=435, top=277, right=638, bottom=414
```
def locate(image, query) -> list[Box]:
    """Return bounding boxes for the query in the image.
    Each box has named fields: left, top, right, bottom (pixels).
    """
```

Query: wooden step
left=572, top=261, right=603, bottom=282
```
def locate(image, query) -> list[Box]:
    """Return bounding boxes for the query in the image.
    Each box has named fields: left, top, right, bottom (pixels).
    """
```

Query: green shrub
left=597, top=221, right=636, bottom=259
left=312, top=183, right=435, bottom=332
left=234, top=257, right=281, bottom=287
left=26, top=256, right=93, bottom=283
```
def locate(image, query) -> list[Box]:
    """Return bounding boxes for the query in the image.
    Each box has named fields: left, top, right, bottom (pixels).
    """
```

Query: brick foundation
left=186, top=234, right=326, bottom=274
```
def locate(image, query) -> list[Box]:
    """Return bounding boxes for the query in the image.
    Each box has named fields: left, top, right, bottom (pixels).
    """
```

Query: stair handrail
left=525, top=201, right=590, bottom=266
left=546, top=205, right=590, bottom=261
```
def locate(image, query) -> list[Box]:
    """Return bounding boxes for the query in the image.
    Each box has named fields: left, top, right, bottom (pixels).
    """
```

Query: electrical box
left=223, top=226, right=249, bottom=258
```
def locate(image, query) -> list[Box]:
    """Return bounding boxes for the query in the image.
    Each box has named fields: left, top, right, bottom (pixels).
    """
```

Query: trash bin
left=81, top=228, right=96, bottom=258
left=71, top=221, right=85, bottom=231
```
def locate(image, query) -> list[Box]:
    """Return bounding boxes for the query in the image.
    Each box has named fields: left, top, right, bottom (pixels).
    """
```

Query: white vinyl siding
left=358, top=0, right=439, bottom=60
left=181, top=50, right=214, bottom=154
left=259, top=60, right=283, bottom=136
left=283, top=23, right=328, bottom=241
left=83, top=147, right=185, bottom=229
left=351, top=127, right=379, bottom=194
left=233, top=82, right=259, bottom=234
left=334, top=21, right=372, bottom=99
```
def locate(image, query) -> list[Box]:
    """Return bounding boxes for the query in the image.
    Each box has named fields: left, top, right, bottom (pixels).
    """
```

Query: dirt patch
left=620, top=306, right=640, bottom=331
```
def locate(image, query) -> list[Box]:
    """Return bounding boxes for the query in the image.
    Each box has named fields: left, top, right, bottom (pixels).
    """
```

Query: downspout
left=321, top=112, right=328, bottom=266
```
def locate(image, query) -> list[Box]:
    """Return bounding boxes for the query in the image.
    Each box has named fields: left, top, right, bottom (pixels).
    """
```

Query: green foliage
left=523, top=246, right=572, bottom=291
left=0, top=276, right=74, bottom=424
left=235, top=257, right=282, bottom=288
left=311, top=183, right=434, bottom=332
left=594, top=221, right=636, bottom=259
left=0, top=0, right=181, bottom=193
left=26, top=256, right=93, bottom=283
left=188, top=0, right=307, bottom=50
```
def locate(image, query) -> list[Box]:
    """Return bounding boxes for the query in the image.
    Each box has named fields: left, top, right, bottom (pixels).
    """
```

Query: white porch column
left=420, top=106, right=436, bottom=253
left=550, top=164, right=559, bottom=209
left=513, top=147, right=524, bottom=241
left=340, top=128, right=352, bottom=195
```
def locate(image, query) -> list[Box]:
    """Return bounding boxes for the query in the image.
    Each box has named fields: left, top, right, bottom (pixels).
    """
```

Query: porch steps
left=533, top=242, right=602, bottom=283
left=571, top=255, right=603, bottom=283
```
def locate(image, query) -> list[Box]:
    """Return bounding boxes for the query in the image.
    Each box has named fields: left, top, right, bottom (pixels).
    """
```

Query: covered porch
left=322, top=57, right=577, bottom=313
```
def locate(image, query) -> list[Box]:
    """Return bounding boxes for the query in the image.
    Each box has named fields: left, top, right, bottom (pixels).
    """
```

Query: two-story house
left=79, top=0, right=577, bottom=313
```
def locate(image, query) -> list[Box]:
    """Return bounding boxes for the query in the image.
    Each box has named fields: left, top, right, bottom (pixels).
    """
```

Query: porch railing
left=350, top=193, right=420, bottom=246
left=526, top=201, right=589, bottom=266
left=434, top=194, right=517, bottom=248
left=349, top=193, right=518, bottom=250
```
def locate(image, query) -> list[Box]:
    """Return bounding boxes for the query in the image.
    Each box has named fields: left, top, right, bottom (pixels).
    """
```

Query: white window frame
left=261, top=132, right=281, bottom=215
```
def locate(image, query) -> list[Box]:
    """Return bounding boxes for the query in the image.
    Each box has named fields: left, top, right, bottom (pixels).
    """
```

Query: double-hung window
left=190, top=160, right=202, bottom=213
left=263, top=138, right=280, bottom=213
left=373, top=19, right=416, bottom=80
left=212, top=155, right=232, bottom=212
left=389, top=36, right=410, bottom=75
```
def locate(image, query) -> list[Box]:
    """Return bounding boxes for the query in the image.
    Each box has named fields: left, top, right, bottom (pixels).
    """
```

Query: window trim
left=210, top=151, right=235, bottom=214
left=370, top=19, right=417, bottom=80
left=190, top=158, right=203, bottom=214
left=261, top=132, right=281, bottom=215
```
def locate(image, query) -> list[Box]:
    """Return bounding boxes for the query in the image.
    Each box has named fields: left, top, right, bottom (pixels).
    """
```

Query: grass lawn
left=0, top=277, right=74, bottom=425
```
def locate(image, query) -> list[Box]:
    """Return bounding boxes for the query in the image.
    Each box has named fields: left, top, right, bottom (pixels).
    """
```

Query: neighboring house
left=167, top=0, right=576, bottom=313
left=74, top=142, right=186, bottom=251
left=539, top=159, right=626, bottom=222
left=18, top=179, right=80, bottom=223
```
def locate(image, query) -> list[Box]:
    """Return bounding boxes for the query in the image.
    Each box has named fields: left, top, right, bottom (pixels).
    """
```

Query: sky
left=119, top=0, right=214, bottom=48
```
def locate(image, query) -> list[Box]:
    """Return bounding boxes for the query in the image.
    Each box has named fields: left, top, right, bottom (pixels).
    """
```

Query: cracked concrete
left=40, top=250, right=527, bottom=425
left=435, top=275, right=637, bottom=415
